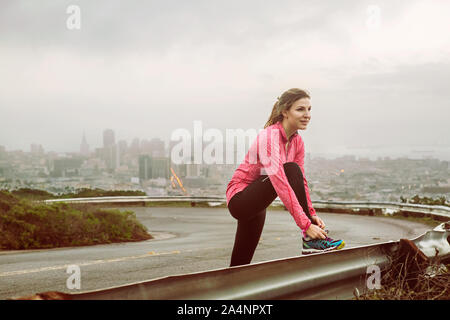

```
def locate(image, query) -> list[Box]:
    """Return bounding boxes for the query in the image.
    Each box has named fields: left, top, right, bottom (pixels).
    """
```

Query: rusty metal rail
left=20, top=197, right=448, bottom=300
left=15, top=222, right=450, bottom=300
left=69, top=242, right=396, bottom=300
left=44, top=196, right=450, bottom=219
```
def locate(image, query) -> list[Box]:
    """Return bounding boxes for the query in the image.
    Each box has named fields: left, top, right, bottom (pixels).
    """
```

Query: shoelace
left=306, top=238, right=340, bottom=247
left=312, top=239, right=330, bottom=249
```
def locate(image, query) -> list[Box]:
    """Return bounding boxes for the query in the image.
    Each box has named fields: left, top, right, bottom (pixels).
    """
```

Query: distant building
left=96, top=145, right=120, bottom=172
left=440, top=161, right=448, bottom=171
left=108, top=144, right=120, bottom=171
left=141, top=138, right=165, bottom=157
left=0, top=145, right=6, bottom=160
left=0, top=163, right=13, bottom=178
left=118, top=140, right=128, bottom=154
left=171, top=163, right=187, bottom=178
left=139, top=155, right=170, bottom=181
left=30, top=143, right=44, bottom=156
left=80, top=131, right=90, bottom=156
left=186, top=163, right=201, bottom=177
left=51, top=158, right=83, bottom=177
left=139, top=155, right=149, bottom=181
left=103, top=129, right=115, bottom=148
left=150, top=138, right=165, bottom=157
left=96, top=129, right=120, bottom=171
left=130, top=138, right=140, bottom=155
left=118, top=140, right=128, bottom=165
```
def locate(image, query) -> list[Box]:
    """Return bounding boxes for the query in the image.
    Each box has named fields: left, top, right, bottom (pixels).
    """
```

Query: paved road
left=0, top=207, right=431, bottom=299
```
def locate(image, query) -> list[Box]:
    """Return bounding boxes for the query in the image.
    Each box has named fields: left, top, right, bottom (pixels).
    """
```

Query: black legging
left=228, top=162, right=314, bottom=267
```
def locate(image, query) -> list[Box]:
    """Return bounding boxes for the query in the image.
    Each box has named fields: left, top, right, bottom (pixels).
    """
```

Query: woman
left=226, top=88, right=345, bottom=267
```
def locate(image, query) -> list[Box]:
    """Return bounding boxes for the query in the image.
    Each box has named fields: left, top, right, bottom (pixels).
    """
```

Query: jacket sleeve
left=294, top=138, right=317, bottom=217
left=257, top=128, right=312, bottom=238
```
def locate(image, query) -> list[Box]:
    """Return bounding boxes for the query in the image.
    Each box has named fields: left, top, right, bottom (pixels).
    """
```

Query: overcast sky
left=1, top=0, right=449, bottom=159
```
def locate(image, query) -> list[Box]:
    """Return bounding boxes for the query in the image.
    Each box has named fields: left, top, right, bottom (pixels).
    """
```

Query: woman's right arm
left=256, top=128, right=314, bottom=238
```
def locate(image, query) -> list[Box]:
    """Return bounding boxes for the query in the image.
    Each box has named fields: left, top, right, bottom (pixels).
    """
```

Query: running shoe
left=302, top=235, right=345, bottom=254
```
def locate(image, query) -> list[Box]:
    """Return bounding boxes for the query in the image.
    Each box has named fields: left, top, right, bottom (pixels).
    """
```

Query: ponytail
left=264, top=88, right=311, bottom=129
left=264, top=100, right=283, bottom=128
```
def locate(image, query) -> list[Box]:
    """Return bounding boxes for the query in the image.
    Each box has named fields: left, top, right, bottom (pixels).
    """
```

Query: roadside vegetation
left=400, top=194, right=449, bottom=207
left=1, top=187, right=446, bottom=249
left=6, top=187, right=146, bottom=201
left=356, top=242, right=449, bottom=300
left=0, top=190, right=152, bottom=250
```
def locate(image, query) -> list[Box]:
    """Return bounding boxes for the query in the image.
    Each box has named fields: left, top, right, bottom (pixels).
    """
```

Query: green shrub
left=1, top=188, right=146, bottom=201
left=10, top=188, right=55, bottom=201
left=0, top=190, right=152, bottom=250
left=59, top=188, right=146, bottom=199
left=401, top=195, right=449, bottom=207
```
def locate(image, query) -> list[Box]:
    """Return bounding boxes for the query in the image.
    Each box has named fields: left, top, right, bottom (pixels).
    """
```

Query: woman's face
left=282, top=97, right=311, bottom=130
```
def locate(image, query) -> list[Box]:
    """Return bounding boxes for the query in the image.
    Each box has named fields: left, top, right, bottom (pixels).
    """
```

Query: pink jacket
left=226, top=121, right=316, bottom=237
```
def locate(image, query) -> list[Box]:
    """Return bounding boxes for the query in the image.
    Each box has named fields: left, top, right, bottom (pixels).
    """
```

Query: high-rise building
left=149, top=138, right=165, bottom=157
left=130, top=138, right=140, bottom=155
left=108, top=144, right=120, bottom=171
left=95, top=146, right=119, bottom=172
left=51, top=158, right=83, bottom=177
left=118, top=140, right=128, bottom=165
left=141, top=138, right=166, bottom=157
left=100, top=129, right=119, bottom=171
left=139, top=155, right=170, bottom=181
left=151, top=157, right=170, bottom=179
left=30, top=143, right=44, bottom=155
left=103, top=129, right=115, bottom=148
left=80, top=131, right=90, bottom=156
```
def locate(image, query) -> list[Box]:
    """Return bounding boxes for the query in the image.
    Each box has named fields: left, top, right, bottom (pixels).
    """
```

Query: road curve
left=0, top=207, right=431, bottom=299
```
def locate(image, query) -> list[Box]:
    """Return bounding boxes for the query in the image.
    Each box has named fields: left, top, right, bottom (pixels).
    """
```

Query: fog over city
left=1, top=0, right=450, bottom=160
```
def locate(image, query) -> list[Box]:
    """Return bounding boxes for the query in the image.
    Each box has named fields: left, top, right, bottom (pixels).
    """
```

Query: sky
left=1, top=0, right=449, bottom=159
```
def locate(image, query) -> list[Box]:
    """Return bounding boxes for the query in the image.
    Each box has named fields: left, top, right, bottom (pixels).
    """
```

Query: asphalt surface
left=0, top=207, right=432, bottom=299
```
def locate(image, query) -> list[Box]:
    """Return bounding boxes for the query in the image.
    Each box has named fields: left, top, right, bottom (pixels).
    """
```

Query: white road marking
left=0, top=247, right=221, bottom=277
left=0, top=250, right=177, bottom=277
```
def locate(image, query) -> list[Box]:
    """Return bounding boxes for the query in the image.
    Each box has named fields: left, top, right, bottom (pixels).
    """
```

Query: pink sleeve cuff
left=301, top=219, right=312, bottom=238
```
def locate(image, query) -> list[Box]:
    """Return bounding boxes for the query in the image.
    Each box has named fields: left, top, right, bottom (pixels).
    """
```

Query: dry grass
left=356, top=240, right=449, bottom=300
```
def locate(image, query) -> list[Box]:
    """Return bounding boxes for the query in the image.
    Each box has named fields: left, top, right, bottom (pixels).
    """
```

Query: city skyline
left=1, top=1, right=450, bottom=159
left=1, top=135, right=448, bottom=203
left=2, top=127, right=450, bottom=162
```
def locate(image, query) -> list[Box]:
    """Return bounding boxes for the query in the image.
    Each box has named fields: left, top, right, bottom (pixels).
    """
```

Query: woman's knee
left=283, top=162, right=303, bottom=178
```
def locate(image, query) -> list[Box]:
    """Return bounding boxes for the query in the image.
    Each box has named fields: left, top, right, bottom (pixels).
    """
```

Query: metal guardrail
left=44, top=196, right=226, bottom=204
left=18, top=196, right=450, bottom=300
left=44, top=196, right=450, bottom=220
left=16, top=223, right=450, bottom=300
left=312, top=200, right=450, bottom=220
left=64, top=241, right=399, bottom=300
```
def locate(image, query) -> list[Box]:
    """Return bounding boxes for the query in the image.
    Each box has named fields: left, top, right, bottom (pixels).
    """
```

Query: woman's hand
left=305, top=224, right=328, bottom=240
left=311, top=215, right=325, bottom=229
